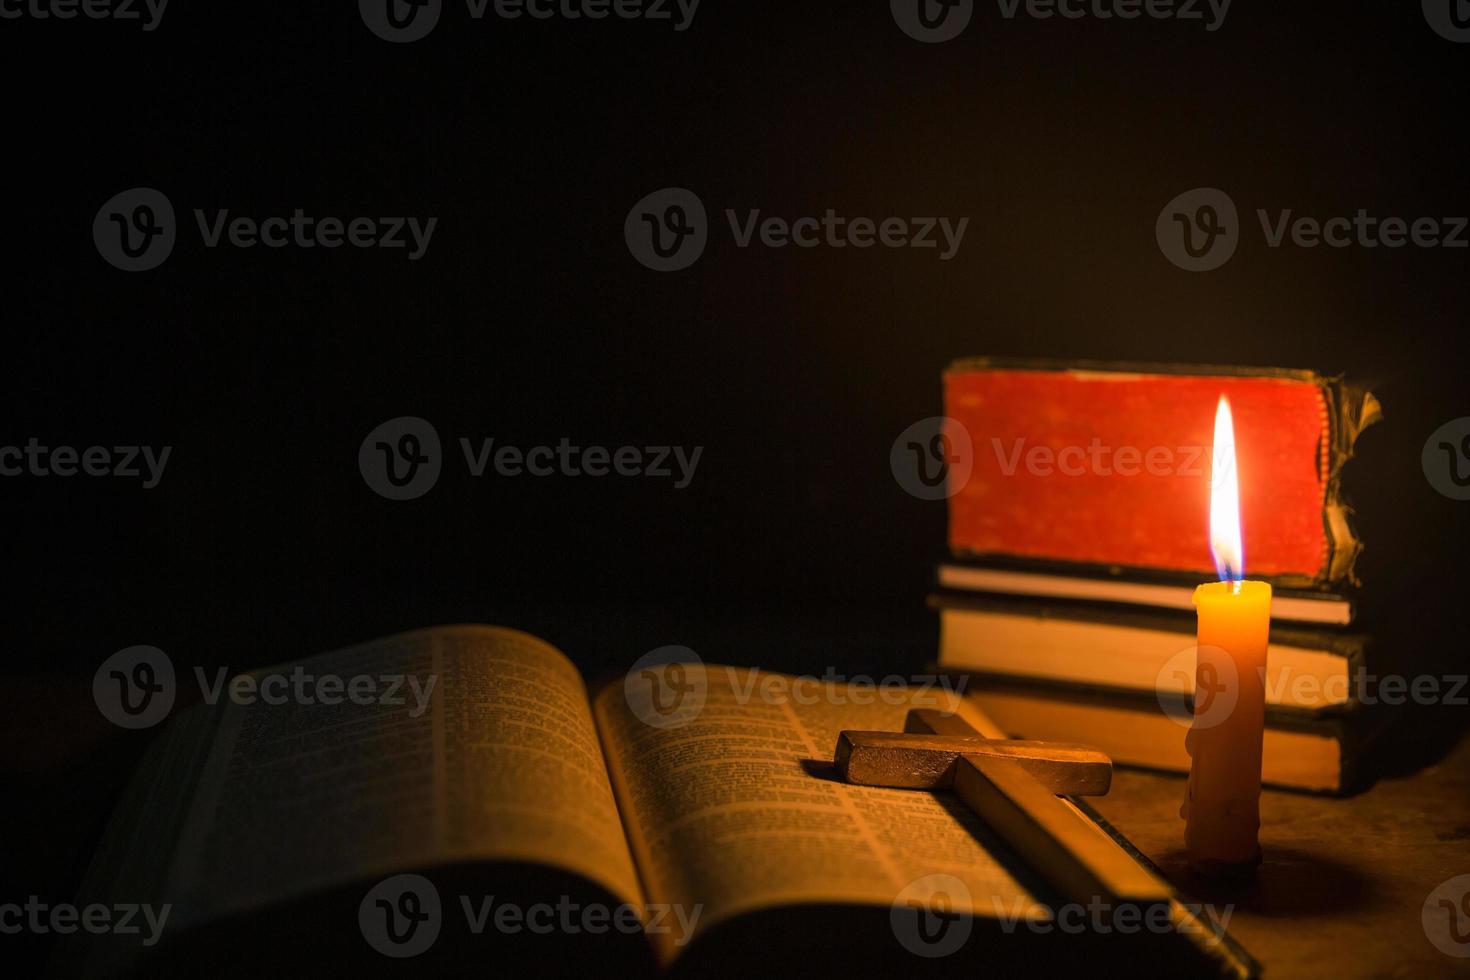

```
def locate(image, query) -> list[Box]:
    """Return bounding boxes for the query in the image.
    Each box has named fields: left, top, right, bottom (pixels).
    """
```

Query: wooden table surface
left=1090, top=733, right=1470, bottom=978
left=7, top=662, right=1469, bottom=977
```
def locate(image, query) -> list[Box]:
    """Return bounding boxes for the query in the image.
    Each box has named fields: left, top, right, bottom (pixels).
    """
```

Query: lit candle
left=1182, top=396, right=1271, bottom=874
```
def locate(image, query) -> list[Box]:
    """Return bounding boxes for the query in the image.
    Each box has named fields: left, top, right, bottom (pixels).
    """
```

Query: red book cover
left=943, top=359, right=1381, bottom=589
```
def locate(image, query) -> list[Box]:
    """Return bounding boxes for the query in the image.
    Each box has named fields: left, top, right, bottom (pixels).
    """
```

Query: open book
left=64, top=625, right=1251, bottom=977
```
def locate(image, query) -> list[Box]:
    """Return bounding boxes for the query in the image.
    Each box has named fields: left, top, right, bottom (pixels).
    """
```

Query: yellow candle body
left=1183, top=579, right=1271, bottom=869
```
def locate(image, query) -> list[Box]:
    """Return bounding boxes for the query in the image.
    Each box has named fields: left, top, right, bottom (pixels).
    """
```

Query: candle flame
left=1210, top=396, right=1244, bottom=584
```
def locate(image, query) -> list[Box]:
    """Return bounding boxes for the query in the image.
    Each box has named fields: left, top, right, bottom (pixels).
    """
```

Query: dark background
left=3, top=0, right=1469, bottom=971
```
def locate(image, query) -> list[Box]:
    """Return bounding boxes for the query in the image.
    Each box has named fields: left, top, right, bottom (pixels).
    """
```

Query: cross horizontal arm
left=835, top=730, right=1113, bottom=796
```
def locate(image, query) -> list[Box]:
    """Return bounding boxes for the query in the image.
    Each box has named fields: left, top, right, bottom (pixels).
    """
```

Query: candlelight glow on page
left=1210, top=396, right=1245, bottom=585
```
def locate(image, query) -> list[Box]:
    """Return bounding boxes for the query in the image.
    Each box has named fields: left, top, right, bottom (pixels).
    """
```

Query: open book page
left=161, top=625, right=642, bottom=926
left=594, top=665, right=1042, bottom=961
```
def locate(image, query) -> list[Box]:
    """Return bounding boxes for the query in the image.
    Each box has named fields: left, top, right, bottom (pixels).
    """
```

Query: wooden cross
left=836, top=708, right=1171, bottom=909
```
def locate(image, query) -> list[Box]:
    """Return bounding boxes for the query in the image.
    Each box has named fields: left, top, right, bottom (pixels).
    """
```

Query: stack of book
left=935, top=358, right=1385, bottom=793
